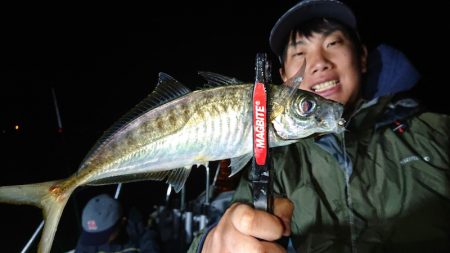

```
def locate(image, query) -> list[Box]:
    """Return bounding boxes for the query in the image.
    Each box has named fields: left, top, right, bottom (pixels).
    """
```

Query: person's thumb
left=273, top=197, right=294, bottom=236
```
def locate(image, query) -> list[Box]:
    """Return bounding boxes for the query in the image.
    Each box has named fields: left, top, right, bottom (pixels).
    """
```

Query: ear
left=360, top=45, right=368, bottom=73
left=279, top=67, right=288, bottom=82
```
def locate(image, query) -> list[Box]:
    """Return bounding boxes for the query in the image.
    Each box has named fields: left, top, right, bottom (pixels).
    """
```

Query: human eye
left=326, top=38, right=342, bottom=48
left=291, top=49, right=304, bottom=58
left=325, top=33, right=344, bottom=48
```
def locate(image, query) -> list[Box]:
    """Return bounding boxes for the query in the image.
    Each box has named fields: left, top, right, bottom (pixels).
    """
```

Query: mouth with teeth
left=312, top=80, right=339, bottom=92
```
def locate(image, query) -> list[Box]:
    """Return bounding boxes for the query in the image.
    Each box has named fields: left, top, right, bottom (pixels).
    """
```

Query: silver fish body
left=77, top=82, right=343, bottom=190
left=0, top=72, right=344, bottom=253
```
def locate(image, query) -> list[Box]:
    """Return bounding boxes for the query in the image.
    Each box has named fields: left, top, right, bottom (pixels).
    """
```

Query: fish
left=0, top=70, right=344, bottom=253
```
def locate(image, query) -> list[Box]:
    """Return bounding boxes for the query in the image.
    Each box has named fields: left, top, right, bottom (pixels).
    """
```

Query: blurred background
left=1, top=1, right=447, bottom=252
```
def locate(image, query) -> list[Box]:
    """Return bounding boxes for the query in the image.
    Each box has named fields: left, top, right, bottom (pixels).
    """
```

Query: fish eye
left=297, top=96, right=316, bottom=116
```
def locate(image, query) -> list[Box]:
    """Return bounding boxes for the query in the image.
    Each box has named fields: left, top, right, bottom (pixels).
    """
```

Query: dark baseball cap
left=78, top=194, right=123, bottom=246
left=269, top=0, right=357, bottom=59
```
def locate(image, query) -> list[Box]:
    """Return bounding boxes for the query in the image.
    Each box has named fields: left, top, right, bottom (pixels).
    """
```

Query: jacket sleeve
left=186, top=222, right=218, bottom=253
left=186, top=228, right=204, bottom=253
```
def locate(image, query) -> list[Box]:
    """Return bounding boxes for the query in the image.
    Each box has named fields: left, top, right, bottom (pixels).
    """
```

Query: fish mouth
left=311, top=80, right=339, bottom=92
left=328, top=118, right=346, bottom=134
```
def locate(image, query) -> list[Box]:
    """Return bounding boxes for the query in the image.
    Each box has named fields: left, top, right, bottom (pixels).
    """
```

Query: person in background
left=188, top=0, right=450, bottom=252
left=75, top=193, right=161, bottom=253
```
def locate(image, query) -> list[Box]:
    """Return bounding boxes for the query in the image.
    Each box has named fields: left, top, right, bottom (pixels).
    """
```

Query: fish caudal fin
left=0, top=180, right=76, bottom=253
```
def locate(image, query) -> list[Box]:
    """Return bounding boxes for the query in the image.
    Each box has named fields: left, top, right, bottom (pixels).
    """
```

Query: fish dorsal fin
left=80, top=73, right=191, bottom=167
left=198, top=71, right=244, bottom=87
left=154, top=72, right=192, bottom=102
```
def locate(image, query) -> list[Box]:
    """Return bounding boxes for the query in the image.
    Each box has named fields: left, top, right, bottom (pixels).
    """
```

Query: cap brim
left=78, top=223, right=118, bottom=246
left=269, top=0, right=356, bottom=58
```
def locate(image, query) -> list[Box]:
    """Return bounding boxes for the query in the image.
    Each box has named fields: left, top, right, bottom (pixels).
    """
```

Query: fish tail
left=0, top=179, right=77, bottom=253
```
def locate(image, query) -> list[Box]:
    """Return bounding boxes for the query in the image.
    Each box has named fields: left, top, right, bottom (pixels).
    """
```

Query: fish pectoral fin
left=166, top=166, right=192, bottom=193
left=229, top=153, right=253, bottom=177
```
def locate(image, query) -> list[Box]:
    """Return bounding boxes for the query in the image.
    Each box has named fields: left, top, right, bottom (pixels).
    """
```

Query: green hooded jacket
left=188, top=94, right=450, bottom=253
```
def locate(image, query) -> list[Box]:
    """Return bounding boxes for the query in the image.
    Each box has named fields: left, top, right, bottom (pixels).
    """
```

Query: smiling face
left=280, top=20, right=367, bottom=110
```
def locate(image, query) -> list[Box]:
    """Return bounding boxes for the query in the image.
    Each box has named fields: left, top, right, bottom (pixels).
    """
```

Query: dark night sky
left=0, top=1, right=448, bottom=252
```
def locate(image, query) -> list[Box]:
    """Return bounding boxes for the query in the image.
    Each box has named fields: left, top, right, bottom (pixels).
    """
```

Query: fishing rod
left=21, top=88, right=121, bottom=253
left=20, top=221, right=44, bottom=253
left=21, top=88, right=68, bottom=253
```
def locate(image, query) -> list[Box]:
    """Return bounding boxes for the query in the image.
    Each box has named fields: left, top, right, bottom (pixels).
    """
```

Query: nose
left=308, top=50, right=331, bottom=75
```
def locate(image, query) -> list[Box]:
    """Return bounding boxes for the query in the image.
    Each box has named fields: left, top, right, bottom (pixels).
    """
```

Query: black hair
left=280, top=18, right=364, bottom=65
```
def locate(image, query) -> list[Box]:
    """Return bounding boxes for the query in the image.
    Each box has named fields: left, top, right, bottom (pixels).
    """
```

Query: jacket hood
left=363, top=44, right=420, bottom=100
